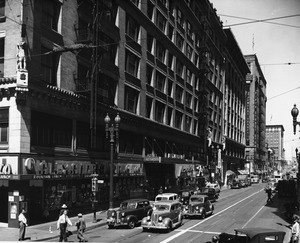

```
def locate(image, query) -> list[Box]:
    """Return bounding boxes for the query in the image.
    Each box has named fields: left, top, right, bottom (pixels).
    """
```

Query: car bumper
left=142, top=222, right=168, bottom=230
left=107, top=218, right=127, bottom=226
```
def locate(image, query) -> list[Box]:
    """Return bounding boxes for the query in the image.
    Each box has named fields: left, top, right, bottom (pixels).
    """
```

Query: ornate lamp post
left=104, top=113, right=121, bottom=210
left=291, top=104, right=300, bottom=134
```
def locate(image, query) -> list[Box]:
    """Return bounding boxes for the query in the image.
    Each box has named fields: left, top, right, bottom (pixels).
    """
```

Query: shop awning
left=226, top=170, right=235, bottom=175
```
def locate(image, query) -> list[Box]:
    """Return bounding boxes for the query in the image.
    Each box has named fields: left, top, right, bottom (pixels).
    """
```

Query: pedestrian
left=57, top=209, right=72, bottom=242
left=18, top=208, right=28, bottom=241
left=265, top=185, right=273, bottom=204
left=291, top=215, right=300, bottom=243
left=158, top=186, right=163, bottom=194
left=75, top=213, right=87, bottom=242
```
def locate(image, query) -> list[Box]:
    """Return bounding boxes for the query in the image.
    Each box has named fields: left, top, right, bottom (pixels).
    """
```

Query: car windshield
left=190, top=197, right=204, bottom=203
left=201, top=188, right=209, bottom=193
left=120, top=202, right=136, bottom=209
left=182, top=192, right=189, bottom=197
left=156, top=196, right=169, bottom=201
left=153, top=204, right=170, bottom=211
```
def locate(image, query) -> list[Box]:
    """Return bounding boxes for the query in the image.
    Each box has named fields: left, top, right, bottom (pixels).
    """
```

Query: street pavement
left=0, top=183, right=298, bottom=242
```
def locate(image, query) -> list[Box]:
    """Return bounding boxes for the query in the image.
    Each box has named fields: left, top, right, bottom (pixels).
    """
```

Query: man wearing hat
left=57, top=207, right=72, bottom=242
left=291, top=214, right=300, bottom=243
left=75, top=213, right=87, bottom=242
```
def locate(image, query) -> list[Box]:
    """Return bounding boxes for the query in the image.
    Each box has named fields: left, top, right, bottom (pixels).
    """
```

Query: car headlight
left=196, top=206, right=199, bottom=210
left=112, top=212, right=115, bottom=216
left=147, top=216, right=150, bottom=221
left=158, top=216, right=162, bottom=222
left=121, top=212, right=125, bottom=217
left=185, top=206, right=188, bottom=210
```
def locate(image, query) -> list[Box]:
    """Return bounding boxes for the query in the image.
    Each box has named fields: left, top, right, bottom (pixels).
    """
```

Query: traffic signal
left=91, top=178, right=98, bottom=192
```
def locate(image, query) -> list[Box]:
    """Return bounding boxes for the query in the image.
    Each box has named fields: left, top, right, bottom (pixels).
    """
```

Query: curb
left=34, top=220, right=108, bottom=242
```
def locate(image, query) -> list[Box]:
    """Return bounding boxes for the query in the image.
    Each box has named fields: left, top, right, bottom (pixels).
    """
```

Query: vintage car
left=107, top=198, right=152, bottom=229
left=197, top=187, right=219, bottom=202
left=155, top=193, right=179, bottom=202
left=230, top=179, right=241, bottom=189
left=211, top=228, right=286, bottom=243
left=184, top=194, right=214, bottom=219
left=206, top=182, right=221, bottom=194
left=141, top=200, right=183, bottom=232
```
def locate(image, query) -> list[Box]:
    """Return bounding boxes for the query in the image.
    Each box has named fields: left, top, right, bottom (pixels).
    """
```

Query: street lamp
left=104, top=113, right=121, bottom=210
left=291, top=104, right=300, bottom=134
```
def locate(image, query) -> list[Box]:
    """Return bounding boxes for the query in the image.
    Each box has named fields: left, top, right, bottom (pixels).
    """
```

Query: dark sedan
left=107, top=198, right=152, bottom=229
left=197, top=187, right=219, bottom=202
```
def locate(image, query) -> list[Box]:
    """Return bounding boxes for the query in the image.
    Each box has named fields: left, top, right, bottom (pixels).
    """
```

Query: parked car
left=106, top=198, right=152, bottom=229
left=230, top=179, right=241, bottom=189
left=211, top=227, right=286, bottom=243
left=155, top=193, right=179, bottom=202
left=238, top=179, right=247, bottom=187
left=184, top=194, right=214, bottom=219
left=197, top=187, right=219, bottom=202
left=206, top=182, right=221, bottom=193
left=141, top=200, right=183, bottom=232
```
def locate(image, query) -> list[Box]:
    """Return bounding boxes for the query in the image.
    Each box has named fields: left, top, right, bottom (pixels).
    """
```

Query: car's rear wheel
left=128, top=219, right=135, bottom=229
left=201, top=211, right=206, bottom=219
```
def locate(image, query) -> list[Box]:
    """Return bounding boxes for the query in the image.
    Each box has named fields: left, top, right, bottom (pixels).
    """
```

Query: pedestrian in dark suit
left=76, top=213, right=87, bottom=242
left=18, top=208, right=28, bottom=241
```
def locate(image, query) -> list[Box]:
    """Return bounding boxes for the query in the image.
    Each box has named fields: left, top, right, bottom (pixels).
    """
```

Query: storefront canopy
left=226, top=170, right=236, bottom=175
left=238, top=170, right=249, bottom=175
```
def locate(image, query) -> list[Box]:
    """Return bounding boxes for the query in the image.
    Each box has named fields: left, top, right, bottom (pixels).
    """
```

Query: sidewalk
left=0, top=209, right=110, bottom=242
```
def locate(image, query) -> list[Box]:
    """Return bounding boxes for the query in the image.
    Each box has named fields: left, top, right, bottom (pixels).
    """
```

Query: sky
left=210, top=0, right=300, bottom=160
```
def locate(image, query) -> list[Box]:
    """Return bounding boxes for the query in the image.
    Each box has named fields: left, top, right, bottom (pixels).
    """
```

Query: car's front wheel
left=128, top=219, right=135, bottom=229
left=108, top=224, right=114, bottom=229
left=201, top=210, right=206, bottom=219
left=166, top=222, right=172, bottom=233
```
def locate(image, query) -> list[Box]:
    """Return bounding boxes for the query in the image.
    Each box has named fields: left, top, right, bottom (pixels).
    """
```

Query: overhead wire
left=267, top=86, right=300, bottom=101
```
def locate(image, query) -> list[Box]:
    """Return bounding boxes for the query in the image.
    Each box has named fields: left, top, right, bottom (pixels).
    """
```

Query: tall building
left=244, top=54, right=267, bottom=173
left=266, top=125, right=285, bottom=171
left=0, top=0, right=229, bottom=226
left=222, top=29, right=249, bottom=178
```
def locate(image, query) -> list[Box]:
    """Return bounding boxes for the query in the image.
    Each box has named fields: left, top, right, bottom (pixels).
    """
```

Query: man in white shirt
left=57, top=209, right=72, bottom=242
left=18, top=208, right=28, bottom=241
left=291, top=215, right=300, bottom=243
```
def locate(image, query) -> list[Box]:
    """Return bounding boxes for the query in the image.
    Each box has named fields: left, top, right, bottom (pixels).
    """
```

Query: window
left=185, top=115, right=192, bottom=132
left=147, top=34, right=153, bottom=53
left=125, top=50, right=139, bottom=77
left=156, top=41, right=165, bottom=62
left=155, top=71, right=165, bottom=92
left=41, top=46, right=59, bottom=85
left=176, top=33, right=184, bottom=50
left=176, top=60, right=184, bottom=77
left=175, top=110, right=183, bottom=129
left=126, top=14, right=139, bottom=42
left=156, top=11, right=166, bottom=32
left=168, top=53, right=173, bottom=69
left=167, top=107, right=173, bottom=126
left=146, top=64, right=153, bottom=85
left=0, top=38, right=4, bottom=77
left=186, top=44, right=192, bottom=60
left=155, top=101, right=165, bottom=123
left=186, top=21, right=192, bottom=38
left=186, top=68, right=192, bottom=84
left=0, top=108, right=8, bottom=143
left=168, top=80, right=173, bottom=96
left=0, top=0, right=5, bottom=18
left=175, top=85, right=183, bottom=102
left=168, top=24, right=174, bottom=40
left=125, top=85, right=139, bottom=114
left=42, top=0, right=61, bottom=31
left=147, top=1, right=154, bottom=20
left=176, top=9, right=184, bottom=28
left=185, top=92, right=192, bottom=108
left=130, top=0, right=139, bottom=6
left=146, top=96, right=153, bottom=118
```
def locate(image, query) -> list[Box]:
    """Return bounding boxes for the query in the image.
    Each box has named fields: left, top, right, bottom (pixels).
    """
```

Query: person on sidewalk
left=75, top=213, right=87, bottom=242
left=57, top=209, right=72, bottom=242
left=18, top=208, right=28, bottom=241
left=291, top=215, right=300, bottom=243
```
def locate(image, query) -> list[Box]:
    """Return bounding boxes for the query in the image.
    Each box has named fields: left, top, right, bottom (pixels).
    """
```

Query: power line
left=267, top=86, right=300, bottom=100
left=220, top=13, right=300, bottom=28
left=261, top=62, right=300, bottom=66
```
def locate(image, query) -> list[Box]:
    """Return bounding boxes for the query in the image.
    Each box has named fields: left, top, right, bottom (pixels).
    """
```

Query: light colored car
left=184, top=194, right=214, bottom=219
left=206, top=182, right=221, bottom=193
left=155, top=193, right=179, bottom=202
left=141, top=200, right=183, bottom=232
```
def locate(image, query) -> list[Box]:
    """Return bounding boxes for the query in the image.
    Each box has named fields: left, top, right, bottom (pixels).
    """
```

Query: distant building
left=266, top=125, right=285, bottom=171
left=244, top=54, right=267, bottom=173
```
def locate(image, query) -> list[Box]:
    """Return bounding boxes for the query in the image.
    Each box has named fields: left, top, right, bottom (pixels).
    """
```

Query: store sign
left=24, top=158, right=96, bottom=178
